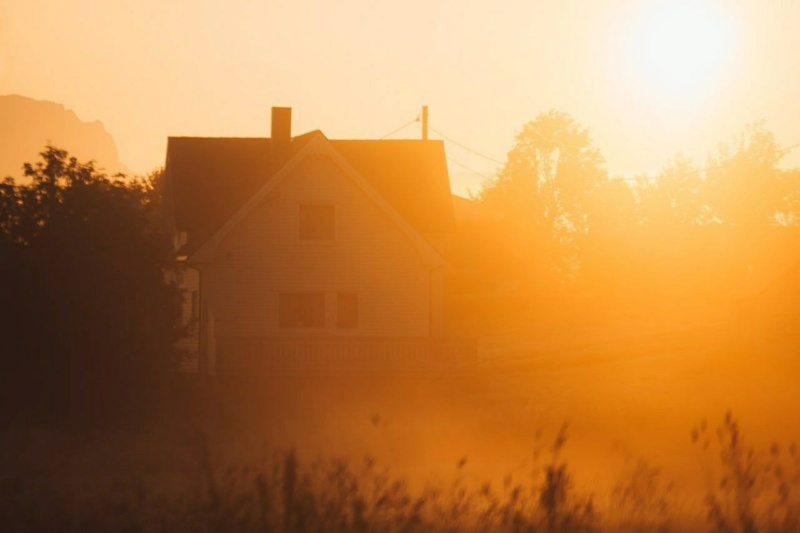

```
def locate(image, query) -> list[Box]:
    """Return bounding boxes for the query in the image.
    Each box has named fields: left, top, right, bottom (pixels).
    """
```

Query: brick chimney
left=271, top=107, right=292, bottom=155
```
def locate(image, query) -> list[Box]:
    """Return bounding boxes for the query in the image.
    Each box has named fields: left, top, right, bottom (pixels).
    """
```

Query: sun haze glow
left=630, top=1, right=734, bottom=102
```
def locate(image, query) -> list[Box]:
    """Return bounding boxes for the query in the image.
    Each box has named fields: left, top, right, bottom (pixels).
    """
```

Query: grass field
left=3, top=301, right=800, bottom=531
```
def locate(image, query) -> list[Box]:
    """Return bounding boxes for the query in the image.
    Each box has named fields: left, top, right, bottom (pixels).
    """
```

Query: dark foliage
left=0, top=146, right=181, bottom=428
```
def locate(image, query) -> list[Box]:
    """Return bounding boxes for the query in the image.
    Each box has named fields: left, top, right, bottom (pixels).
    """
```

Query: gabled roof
left=331, top=140, right=454, bottom=235
left=164, top=132, right=454, bottom=255
left=189, top=132, right=445, bottom=267
left=451, top=195, right=501, bottom=223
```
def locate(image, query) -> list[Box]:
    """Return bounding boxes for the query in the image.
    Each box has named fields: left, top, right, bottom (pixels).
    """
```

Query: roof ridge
left=166, top=135, right=443, bottom=143
left=332, top=138, right=444, bottom=143
left=168, top=135, right=269, bottom=138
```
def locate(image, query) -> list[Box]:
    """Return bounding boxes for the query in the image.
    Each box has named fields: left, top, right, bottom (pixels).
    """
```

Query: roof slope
left=331, top=140, right=454, bottom=235
left=451, top=194, right=501, bottom=222
left=164, top=134, right=454, bottom=255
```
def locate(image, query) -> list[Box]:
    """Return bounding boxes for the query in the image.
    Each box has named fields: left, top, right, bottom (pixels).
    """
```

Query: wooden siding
left=202, top=154, right=435, bottom=343
left=215, top=336, right=478, bottom=376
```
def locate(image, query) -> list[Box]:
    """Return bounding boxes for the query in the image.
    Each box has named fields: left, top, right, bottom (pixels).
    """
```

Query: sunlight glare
left=632, top=1, right=733, bottom=102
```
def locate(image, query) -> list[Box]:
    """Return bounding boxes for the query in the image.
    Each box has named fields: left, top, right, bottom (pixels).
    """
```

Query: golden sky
left=2, top=0, right=799, bottom=194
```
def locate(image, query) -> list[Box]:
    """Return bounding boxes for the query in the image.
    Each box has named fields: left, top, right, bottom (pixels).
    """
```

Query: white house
left=162, top=107, right=468, bottom=375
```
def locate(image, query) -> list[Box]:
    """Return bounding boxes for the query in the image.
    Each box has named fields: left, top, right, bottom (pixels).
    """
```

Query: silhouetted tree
left=705, top=122, right=784, bottom=227
left=585, top=176, right=639, bottom=232
left=638, top=154, right=707, bottom=227
left=479, top=110, right=607, bottom=278
left=777, top=168, right=800, bottom=225
left=0, top=146, right=181, bottom=427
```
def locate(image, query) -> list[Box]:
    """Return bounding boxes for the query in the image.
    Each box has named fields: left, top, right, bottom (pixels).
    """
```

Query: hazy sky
left=2, top=0, right=800, bottom=195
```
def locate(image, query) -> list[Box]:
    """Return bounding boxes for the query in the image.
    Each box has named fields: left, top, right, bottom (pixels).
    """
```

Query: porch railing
left=215, top=336, right=478, bottom=376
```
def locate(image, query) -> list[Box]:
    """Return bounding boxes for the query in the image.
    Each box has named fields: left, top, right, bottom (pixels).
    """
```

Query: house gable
left=189, top=132, right=445, bottom=267
left=163, top=134, right=454, bottom=257
left=207, top=153, right=434, bottom=338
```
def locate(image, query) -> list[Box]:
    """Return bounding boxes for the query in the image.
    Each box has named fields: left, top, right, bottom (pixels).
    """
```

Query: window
left=279, top=293, right=325, bottom=328
left=299, top=204, right=335, bottom=240
left=336, top=293, right=358, bottom=329
left=188, top=290, right=199, bottom=335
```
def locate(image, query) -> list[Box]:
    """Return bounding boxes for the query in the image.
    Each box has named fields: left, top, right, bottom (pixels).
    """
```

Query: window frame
left=188, top=290, right=200, bottom=335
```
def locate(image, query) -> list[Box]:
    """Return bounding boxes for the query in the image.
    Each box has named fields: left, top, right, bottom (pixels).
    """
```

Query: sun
left=630, top=1, right=733, bottom=102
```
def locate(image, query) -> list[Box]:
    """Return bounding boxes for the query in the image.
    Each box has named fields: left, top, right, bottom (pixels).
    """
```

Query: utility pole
left=421, top=105, right=428, bottom=141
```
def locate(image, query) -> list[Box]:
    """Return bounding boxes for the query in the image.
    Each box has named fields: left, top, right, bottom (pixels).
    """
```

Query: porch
left=214, top=336, right=478, bottom=377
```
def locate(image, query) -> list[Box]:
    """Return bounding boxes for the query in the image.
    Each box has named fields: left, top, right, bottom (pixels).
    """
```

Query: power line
left=447, top=157, right=493, bottom=181
left=386, top=116, right=800, bottom=184
left=429, top=125, right=505, bottom=165
left=379, top=118, right=418, bottom=140
left=620, top=141, right=800, bottom=183
left=778, top=142, right=800, bottom=155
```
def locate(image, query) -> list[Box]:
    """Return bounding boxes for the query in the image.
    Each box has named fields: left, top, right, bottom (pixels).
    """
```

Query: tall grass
left=2, top=414, right=799, bottom=532
left=692, top=412, right=800, bottom=533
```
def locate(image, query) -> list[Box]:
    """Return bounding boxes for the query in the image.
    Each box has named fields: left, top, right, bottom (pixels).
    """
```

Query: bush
left=0, top=146, right=181, bottom=428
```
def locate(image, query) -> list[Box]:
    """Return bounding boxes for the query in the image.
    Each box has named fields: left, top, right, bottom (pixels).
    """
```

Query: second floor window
left=299, top=204, right=335, bottom=240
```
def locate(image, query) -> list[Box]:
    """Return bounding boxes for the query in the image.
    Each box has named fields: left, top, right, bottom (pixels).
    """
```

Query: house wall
left=201, top=154, right=433, bottom=343
left=166, top=266, right=201, bottom=372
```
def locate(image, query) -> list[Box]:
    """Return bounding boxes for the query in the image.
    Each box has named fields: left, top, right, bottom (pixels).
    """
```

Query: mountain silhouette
left=0, top=94, right=128, bottom=179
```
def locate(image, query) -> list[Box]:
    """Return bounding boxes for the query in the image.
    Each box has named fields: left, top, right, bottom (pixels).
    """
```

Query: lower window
left=279, top=293, right=325, bottom=328
left=336, top=293, right=358, bottom=329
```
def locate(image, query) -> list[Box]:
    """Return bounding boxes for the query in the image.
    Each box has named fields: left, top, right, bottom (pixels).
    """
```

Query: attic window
left=299, top=205, right=335, bottom=240
left=174, top=231, right=188, bottom=250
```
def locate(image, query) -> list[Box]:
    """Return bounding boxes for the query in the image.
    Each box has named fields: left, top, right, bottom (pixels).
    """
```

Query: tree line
left=1, top=117, right=795, bottom=425
left=0, top=146, right=181, bottom=428
left=476, top=111, right=800, bottom=295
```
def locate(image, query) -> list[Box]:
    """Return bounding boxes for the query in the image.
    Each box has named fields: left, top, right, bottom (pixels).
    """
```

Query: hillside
left=0, top=94, right=128, bottom=178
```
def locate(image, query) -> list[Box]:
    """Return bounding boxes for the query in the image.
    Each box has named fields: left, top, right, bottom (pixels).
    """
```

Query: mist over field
left=4, top=1, right=800, bottom=531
